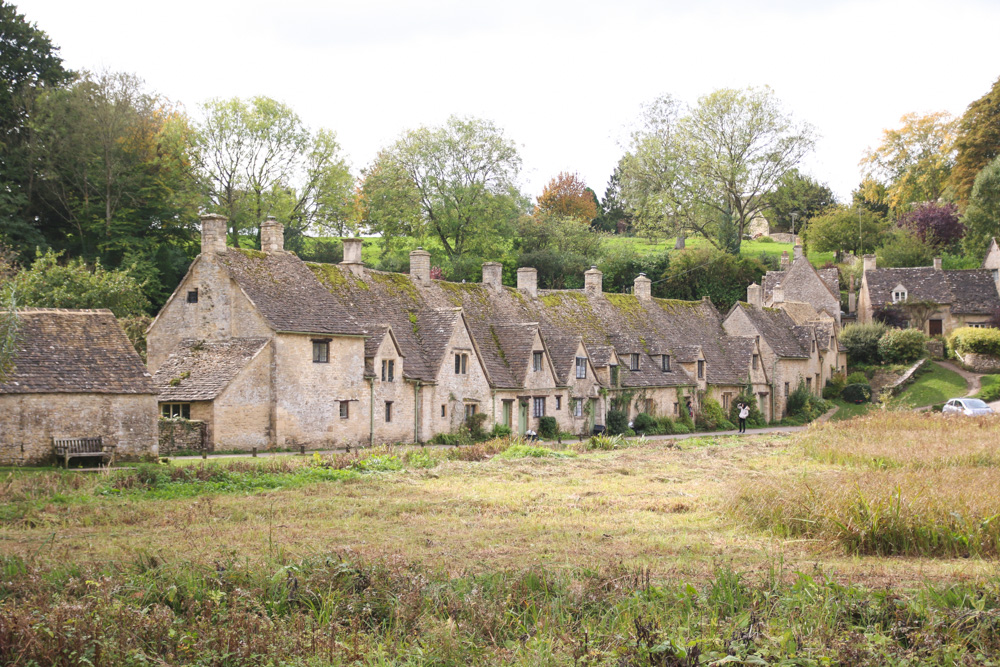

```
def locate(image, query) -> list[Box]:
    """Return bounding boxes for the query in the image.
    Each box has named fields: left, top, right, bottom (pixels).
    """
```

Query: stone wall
left=213, top=345, right=272, bottom=450
left=158, top=419, right=207, bottom=455
left=959, top=351, right=1000, bottom=373
left=0, top=393, right=157, bottom=465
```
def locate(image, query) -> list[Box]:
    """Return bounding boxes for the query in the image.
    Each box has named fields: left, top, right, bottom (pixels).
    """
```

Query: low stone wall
left=958, top=351, right=1000, bottom=373
left=769, top=233, right=796, bottom=244
left=158, top=419, right=208, bottom=455
left=925, top=340, right=945, bottom=359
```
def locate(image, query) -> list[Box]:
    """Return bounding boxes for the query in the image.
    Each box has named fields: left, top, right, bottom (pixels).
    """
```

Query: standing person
left=738, top=402, right=750, bottom=434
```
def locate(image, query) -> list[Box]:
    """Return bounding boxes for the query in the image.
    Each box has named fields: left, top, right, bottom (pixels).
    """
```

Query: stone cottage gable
left=983, top=238, right=1000, bottom=275
left=865, top=267, right=1000, bottom=316
left=152, top=338, right=269, bottom=401
left=724, top=304, right=810, bottom=359
left=544, top=334, right=595, bottom=386
left=762, top=253, right=840, bottom=320
left=0, top=309, right=155, bottom=395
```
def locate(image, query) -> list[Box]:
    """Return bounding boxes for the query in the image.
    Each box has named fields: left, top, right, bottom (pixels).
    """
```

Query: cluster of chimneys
left=199, top=213, right=655, bottom=299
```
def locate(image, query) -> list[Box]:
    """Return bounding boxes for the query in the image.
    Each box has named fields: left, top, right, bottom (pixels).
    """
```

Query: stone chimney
left=863, top=254, right=877, bottom=273
left=780, top=251, right=790, bottom=271
left=517, top=267, right=537, bottom=297
left=482, top=262, right=502, bottom=290
left=792, top=245, right=804, bottom=260
left=933, top=257, right=942, bottom=271
left=260, top=216, right=284, bottom=253
left=848, top=290, right=856, bottom=313
left=584, top=266, right=603, bottom=295
left=201, top=213, right=228, bottom=255
left=747, top=283, right=762, bottom=308
left=340, top=238, right=364, bottom=276
left=409, top=247, right=431, bottom=283
left=634, top=273, right=651, bottom=300
left=772, top=283, right=785, bottom=304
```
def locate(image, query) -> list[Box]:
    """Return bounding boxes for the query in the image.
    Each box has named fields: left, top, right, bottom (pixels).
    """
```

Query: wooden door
left=518, top=402, right=528, bottom=435
left=929, top=319, right=943, bottom=336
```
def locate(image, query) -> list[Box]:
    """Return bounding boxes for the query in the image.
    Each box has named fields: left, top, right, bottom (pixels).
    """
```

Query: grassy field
left=5, top=416, right=1000, bottom=664
left=893, top=362, right=969, bottom=407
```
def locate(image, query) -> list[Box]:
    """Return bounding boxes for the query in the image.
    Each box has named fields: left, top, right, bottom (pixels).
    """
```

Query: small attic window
left=533, top=351, right=543, bottom=372
left=187, top=289, right=198, bottom=303
left=892, top=289, right=907, bottom=303
left=662, top=355, right=671, bottom=372
left=697, top=360, right=705, bottom=379
left=630, top=353, right=639, bottom=371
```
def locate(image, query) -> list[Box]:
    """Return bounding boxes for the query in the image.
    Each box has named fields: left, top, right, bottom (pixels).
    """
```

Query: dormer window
left=892, top=288, right=907, bottom=303
left=575, top=357, right=587, bottom=379
left=630, top=353, right=639, bottom=371
left=381, top=359, right=395, bottom=382
left=662, top=355, right=671, bottom=372
left=533, top=351, right=543, bottom=372
left=610, top=365, right=619, bottom=386
left=697, top=360, right=705, bottom=379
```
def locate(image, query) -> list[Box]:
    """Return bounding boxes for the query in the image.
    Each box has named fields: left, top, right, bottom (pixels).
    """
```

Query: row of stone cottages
left=0, top=214, right=845, bottom=464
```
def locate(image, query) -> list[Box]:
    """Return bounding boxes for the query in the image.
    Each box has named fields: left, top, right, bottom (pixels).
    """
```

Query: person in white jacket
left=738, top=402, right=750, bottom=433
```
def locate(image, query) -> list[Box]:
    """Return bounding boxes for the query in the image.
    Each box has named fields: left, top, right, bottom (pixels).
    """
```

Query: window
left=610, top=365, right=619, bottom=386
left=381, top=359, right=394, bottom=382
left=573, top=399, right=583, bottom=417
left=465, top=404, right=477, bottom=419
left=970, top=322, right=990, bottom=329
left=673, top=402, right=679, bottom=416
left=752, top=354, right=758, bottom=370
left=805, top=377, right=812, bottom=392
left=697, top=360, right=705, bottom=379
left=722, top=393, right=731, bottom=411
left=339, top=401, right=349, bottom=419
left=161, top=403, right=191, bottom=419
left=555, top=395, right=562, bottom=410
left=576, top=357, right=587, bottom=379
left=186, top=289, right=198, bottom=304
left=533, top=397, right=545, bottom=417
left=385, top=401, right=393, bottom=423
left=533, top=351, right=543, bottom=372
left=994, top=269, right=999, bottom=282
left=662, top=355, right=671, bottom=372
left=454, top=353, right=468, bottom=374
left=630, top=353, right=640, bottom=371
left=312, top=340, right=329, bottom=363
left=892, top=289, right=907, bottom=303
left=784, top=382, right=790, bottom=396
left=811, top=340, right=816, bottom=353
left=441, top=405, right=446, bottom=418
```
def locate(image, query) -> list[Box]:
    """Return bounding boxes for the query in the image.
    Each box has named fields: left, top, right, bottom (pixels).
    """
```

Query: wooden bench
left=53, top=437, right=115, bottom=468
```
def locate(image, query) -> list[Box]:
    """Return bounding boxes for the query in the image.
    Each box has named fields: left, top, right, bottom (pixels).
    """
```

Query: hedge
left=841, top=382, right=872, bottom=404
left=877, top=328, right=926, bottom=364
left=840, top=322, right=888, bottom=365
left=949, top=327, right=1000, bottom=357
left=606, top=409, right=628, bottom=435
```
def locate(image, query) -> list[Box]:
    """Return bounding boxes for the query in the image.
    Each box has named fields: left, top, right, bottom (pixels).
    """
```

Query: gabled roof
left=219, top=249, right=364, bottom=336
left=864, top=267, right=1000, bottom=315
left=730, top=303, right=810, bottom=359
left=715, top=337, right=759, bottom=385
left=152, top=338, right=268, bottom=401
left=0, top=309, right=155, bottom=395
left=543, top=333, right=587, bottom=386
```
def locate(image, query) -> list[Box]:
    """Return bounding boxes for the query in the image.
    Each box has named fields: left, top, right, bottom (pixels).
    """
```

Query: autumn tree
left=897, top=202, right=963, bottom=249
left=621, top=87, right=815, bottom=254
left=361, top=115, right=524, bottom=258
left=860, top=111, right=956, bottom=216
left=535, top=172, right=598, bottom=223
left=949, top=76, right=1000, bottom=208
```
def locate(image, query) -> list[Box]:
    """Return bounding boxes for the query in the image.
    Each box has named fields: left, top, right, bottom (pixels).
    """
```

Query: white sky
left=16, top=0, right=1000, bottom=203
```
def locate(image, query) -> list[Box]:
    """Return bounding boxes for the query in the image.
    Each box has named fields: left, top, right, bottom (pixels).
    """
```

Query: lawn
left=5, top=417, right=1000, bottom=664
left=894, top=361, right=969, bottom=407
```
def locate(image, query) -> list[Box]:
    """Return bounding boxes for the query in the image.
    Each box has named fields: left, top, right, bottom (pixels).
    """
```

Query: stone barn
left=0, top=309, right=158, bottom=466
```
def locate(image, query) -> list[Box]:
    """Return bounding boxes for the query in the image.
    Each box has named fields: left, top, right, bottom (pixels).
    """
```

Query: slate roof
left=715, top=337, right=758, bottom=385
left=152, top=338, right=268, bottom=401
left=544, top=333, right=586, bottom=386
left=763, top=265, right=839, bottom=303
left=731, top=304, right=810, bottom=358
left=220, top=249, right=364, bottom=336
left=864, top=267, right=1000, bottom=315
left=0, top=309, right=155, bottom=395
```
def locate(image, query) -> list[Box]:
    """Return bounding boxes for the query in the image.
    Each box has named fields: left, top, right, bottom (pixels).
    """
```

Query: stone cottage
left=0, top=309, right=158, bottom=465
left=762, top=246, right=842, bottom=326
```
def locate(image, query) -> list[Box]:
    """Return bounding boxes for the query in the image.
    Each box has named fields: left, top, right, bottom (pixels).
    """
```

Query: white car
left=942, top=398, right=995, bottom=416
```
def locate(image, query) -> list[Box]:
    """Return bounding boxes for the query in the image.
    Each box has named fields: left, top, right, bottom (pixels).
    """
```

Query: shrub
left=822, top=372, right=847, bottom=400
left=842, top=383, right=873, bottom=404
left=840, top=322, right=888, bottom=365
left=949, top=326, right=1000, bottom=358
left=584, top=433, right=627, bottom=451
left=785, top=381, right=810, bottom=416
left=756, top=235, right=775, bottom=243
left=606, top=409, right=628, bottom=436
left=489, top=424, right=512, bottom=438
left=980, top=384, right=1000, bottom=402
left=631, top=412, right=657, bottom=434
left=727, top=393, right=766, bottom=428
left=466, top=412, right=489, bottom=439
left=672, top=422, right=691, bottom=434
left=537, top=416, right=558, bottom=440
left=696, top=397, right=734, bottom=431
left=878, top=328, right=926, bottom=364
left=846, top=371, right=868, bottom=384
left=655, top=416, right=676, bottom=435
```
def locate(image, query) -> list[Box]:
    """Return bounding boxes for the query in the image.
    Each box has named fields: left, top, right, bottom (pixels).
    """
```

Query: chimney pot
left=261, top=216, right=284, bottom=253
left=779, top=251, right=790, bottom=271
left=482, top=262, right=503, bottom=289
left=409, top=247, right=431, bottom=282
left=341, top=238, right=364, bottom=265
left=773, top=283, right=785, bottom=304
left=584, top=266, right=603, bottom=295
left=863, top=254, right=877, bottom=273
left=634, top=273, right=652, bottom=299
left=517, top=267, right=537, bottom=297
left=792, top=245, right=804, bottom=260
left=200, top=213, right=228, bottom=255
left=747, top=283, right=762, bottom=308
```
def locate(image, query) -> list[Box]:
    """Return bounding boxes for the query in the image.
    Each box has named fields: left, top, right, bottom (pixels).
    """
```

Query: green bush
left=631, top=412, right=657, bottom=434
left=877, top=328, right=926, bottom=364
left=489, top=424, right=512, bottom=438
left=655, top=416, right=676, bottom=435
left=537, top=416, right=558, bottom=439
left=466, top=412, right=489, bottom=439
left=980, top=384, right=1000, bottom=402
left=949, top=327, right=1000, bottom=357
left=841, top=383, right=872, bottom=404
left=606, top=409, right=628, bottom=436
left=785, top=381, right=810, bottom=416
left=822, top=372, right=847, bottom=400
left=840, top=322, right=889, bottom=365
left=672, top=422, right=691, bottom=434
left=696, top=397, right=734, bottom=431
left=727, top=393, right=766, bottom=428
left=846, top=371, right=868, bottom=384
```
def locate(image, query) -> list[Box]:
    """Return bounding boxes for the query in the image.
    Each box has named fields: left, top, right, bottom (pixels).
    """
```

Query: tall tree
left=950, top=76, right=1000, bottom=209
left=897, top=202, right=963, bottom=249
left=621, top=87, right=816, bottom=253
left=592, top=162, right=631, bottom=233
left=860, top=111, right=956, bottom=216
left=361, top=115, right=524, bottom=258
left=535, top=171, right=598, bottom=224
left=804, top=205, right=889, bottom=257
left=761, top=169, right=835, bottom=233
left=961, top=155, right=1000, bottom=258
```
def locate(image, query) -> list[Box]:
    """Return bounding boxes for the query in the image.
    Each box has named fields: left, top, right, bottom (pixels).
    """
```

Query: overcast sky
left=16, top=0, right=1000, bottom=203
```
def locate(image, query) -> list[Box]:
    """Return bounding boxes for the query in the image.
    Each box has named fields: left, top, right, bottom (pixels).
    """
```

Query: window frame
left=630, top=353, right=639, bottom=371
left=533, top=396, right=545, bottom=418
left=575, top=357, right=587, bottom=379
left=697, top=360, right=705, bottom=379
left=160, top=402, right=191, bottom=420
left=454, top=352, right=468, bottom=375
left=385, top=401, right=393, bottom=423
left=186, top=289, right=199, bottom=304
left=555, top=395, right=562, bottom=410
left=339, top=401, right=349, bottom=419
left=381, top=359, right=395, bottom=382
left=533, top=351, right=543, bottom=372
left=312, top=339, right=330, bottom=364
left=465, top=403, right=477, bottom=419
left=662, top=354, right=670, bottom=372
left=573, top=398, right=583, bottom=417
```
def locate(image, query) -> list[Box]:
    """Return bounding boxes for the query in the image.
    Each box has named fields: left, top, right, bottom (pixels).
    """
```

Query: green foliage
left=950, top=75, right=1000, bottom=207
left=671, top=422, right=691, bottom=434
left=840, top=322, right=888, bottom=365
left=605, top=409, right=628, bottom=436
left=976, top=375, right=1000, bottom=402
left=537, top=416, right=557, bottom=440
left=489, top=423, right=512, bottom=438
left=846, top=371, right=869, bottom=384
left=583, top=433, right=628, bottom=450
left=761, top=168, right=836, bottom=233
left=728, top=393, right=766, bottom=428
left=696, top=397, right=734, bottom=431
left=842, top=383, right=873, bottom=404
left=497, top=444, right=575, bottom=459
left=785, top=381, right=811, bottom=416
left=961, top=155, right=1000, bottom=258
left=466, top=412, right=489, bottom=439
left=631, top=412, right=657, bottom=434
left=803, top=205, right=889, bottom=256
left=876, top=229, right=935, bottom=268
left=14, top=249, right=149, bottom=317
left=878, top=328, right=926, bottom=364
left=822, top=372, right=847, bottom=400
left=949, top=326, right=1000, bottom=357
left=656, top=247, right=768, bottom=311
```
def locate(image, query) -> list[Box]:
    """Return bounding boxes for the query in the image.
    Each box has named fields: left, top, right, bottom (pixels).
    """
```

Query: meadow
left=3, top=414, right=1000, bottom=665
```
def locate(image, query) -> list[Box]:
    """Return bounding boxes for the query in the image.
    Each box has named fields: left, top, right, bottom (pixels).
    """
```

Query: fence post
left=252, top=447, right=257, bottom=458
left=300, top=445, right=305, bottom=456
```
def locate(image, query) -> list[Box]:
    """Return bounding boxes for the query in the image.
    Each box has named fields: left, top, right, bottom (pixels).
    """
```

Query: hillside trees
left=761, top=169, right=835, bottom=233
left=620, top=87, right=815, bottom=254
left=962, top=156, right=1000, bottom=257
left=804, top=206, right=889, bottom=257
left=361, top=115, right=525, bottom=258
left=950, top=76, right=1000, bottom=208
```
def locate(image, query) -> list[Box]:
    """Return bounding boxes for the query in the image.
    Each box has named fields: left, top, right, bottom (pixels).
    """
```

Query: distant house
left=761, top=247, right=842, bottom=326
left=857, top=255, right=1000, bottom=335
left=0, top=309, right=158, bottom=465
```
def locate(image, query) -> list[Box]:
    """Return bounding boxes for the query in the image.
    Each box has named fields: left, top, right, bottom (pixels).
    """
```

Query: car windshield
left=963, top=399, right=990, bottom=408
